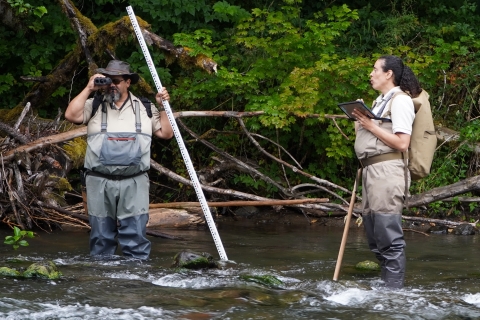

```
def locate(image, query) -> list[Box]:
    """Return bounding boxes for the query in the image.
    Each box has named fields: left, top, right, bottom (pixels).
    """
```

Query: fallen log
left=402, top=215, right=476, bottom=227
left=408, top=174, right=480, bottom=208
left=3, top=126, right=87, bottom=162
left=149, top=198, right=329, bottom=209
left=441, top=197, right=480, bottom=202
left=148, top=208, right=205, bottom=229
left=36, top=201, right=183, bottom=239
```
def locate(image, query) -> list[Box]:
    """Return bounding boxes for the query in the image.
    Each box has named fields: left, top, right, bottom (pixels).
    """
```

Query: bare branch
left=177, top=118, right=294, bottom=197
left=0, top=121, right=29, bottom=144
left=13, top=103, right=31, bottom=131
left=236, top=117, right=351, bottom=195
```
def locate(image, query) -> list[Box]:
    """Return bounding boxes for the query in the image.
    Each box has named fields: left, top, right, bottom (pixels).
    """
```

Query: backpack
left=91, top=93, right=153, bottom=118
left=387, top=89, right=437, bottom=180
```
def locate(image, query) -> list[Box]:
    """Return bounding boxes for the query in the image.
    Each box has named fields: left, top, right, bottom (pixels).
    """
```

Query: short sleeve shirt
left=371, top=87, right=415, bottom=135
left=82, top=92, right=162, bottom=135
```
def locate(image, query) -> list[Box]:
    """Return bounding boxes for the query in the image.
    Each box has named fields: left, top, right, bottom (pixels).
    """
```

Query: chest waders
left=354, top=104, right=408, bottom=289
left=85, top=99, right=152, bottom=260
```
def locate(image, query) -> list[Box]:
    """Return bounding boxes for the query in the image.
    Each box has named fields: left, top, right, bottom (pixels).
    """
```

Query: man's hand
left=155, top=87, right=170, bottom=105
left=153, top=87, right=174, bottom=139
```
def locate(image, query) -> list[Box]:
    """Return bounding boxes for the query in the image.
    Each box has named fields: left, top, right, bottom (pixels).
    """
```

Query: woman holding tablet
left=351, top=55, right=422, bottom=289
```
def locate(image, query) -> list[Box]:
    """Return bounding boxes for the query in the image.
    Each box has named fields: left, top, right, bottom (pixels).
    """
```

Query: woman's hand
left=352, top=108, right=375, bottom=131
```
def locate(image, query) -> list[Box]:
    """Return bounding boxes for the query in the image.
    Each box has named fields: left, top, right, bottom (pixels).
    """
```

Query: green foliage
left=0, top=74, right=15, bottom=95
left=212, top=1, right=251, bottom=23
left=0, top=0, right=72, bottom=111
left=232, top=3, right=360, bottom=126
left=2, top=0, right=480, bottom=209
left=7, top=0, right=47, bottom=18
left=171, top=0, right=480, bottom=195
left=173, top=29, right=215, bottom=57
left=4, top=226, right=35, bottom=250
left=460, top=120, right=480, bottom=143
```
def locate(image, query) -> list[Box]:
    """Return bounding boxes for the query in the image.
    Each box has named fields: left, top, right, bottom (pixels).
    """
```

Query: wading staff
left=333, top=168, right=362, bottom=281
left=126, top=6, right=228, bottom=261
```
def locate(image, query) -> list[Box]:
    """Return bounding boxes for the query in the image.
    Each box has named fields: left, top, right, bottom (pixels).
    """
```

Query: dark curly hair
left=379, top=55, right=422, bottom=98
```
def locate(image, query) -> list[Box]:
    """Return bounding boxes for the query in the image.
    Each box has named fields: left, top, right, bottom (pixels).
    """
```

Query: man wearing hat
left=65, top=60, right=173, bottom=260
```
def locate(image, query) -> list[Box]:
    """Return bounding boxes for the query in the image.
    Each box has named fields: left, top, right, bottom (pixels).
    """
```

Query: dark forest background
left=1, top=0, right=480, bottom=218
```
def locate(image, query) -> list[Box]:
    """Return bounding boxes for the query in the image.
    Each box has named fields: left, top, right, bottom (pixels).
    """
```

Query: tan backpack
left=386, top=89, right=437, bottom=180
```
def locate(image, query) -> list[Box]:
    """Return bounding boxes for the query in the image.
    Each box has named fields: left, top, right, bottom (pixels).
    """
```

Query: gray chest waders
left=86, top=99, right=152, bottom=260
left=98, top=99, right=143, bottom=166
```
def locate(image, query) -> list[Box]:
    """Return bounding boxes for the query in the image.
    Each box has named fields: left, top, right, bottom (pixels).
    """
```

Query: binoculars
left=94, top=77, right=112, bottom=86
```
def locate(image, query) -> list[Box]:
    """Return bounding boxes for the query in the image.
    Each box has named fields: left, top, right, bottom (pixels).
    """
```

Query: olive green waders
left=356, top=121, right=409, bottom=289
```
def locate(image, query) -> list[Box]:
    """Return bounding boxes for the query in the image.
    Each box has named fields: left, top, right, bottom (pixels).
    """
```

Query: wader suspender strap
left=374, top=92, right=395, bottom=120
left=100, top=94, right=142, bottom=133
left=101, top=102, right=107, bottom=132
left=134, top=100, right=141, bottom=133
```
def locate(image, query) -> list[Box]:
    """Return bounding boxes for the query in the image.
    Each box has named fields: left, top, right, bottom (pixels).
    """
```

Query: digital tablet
left=337, top=101, right=378, bottom=121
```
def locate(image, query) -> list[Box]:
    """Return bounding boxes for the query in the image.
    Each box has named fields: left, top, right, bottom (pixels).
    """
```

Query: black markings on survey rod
left=126, top=6, right=228, bottom=261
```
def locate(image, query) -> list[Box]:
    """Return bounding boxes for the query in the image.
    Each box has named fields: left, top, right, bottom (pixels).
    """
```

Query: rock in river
left=172, top=250, right=219, bottom=269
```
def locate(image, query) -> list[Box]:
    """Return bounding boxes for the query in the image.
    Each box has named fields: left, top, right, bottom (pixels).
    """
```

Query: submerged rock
left=23, top=261, right=62, bottom=279
left=427, top=225, right=449, bottom=234
left=454, top=223, right=478, bottom=235
left=234, top=206, right=260, bottom=218
left=0, top=267, right=21, bottom=277
left=172, top=250, right=219, bottom=269
left=240, top=274, right=284, bottom=288
left=355, top=260, right=380, bottom=271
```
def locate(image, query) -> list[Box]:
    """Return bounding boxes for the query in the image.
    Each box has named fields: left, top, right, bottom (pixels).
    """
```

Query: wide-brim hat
left=96, top=60, right=140, bottom=84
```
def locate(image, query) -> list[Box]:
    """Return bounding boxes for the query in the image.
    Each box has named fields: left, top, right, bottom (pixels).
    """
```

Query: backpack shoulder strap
left=138, top=96, right=153, bottom=118
left=380, top=91, right=411, bottom=118
left=91, top=92, right=103, bottom=118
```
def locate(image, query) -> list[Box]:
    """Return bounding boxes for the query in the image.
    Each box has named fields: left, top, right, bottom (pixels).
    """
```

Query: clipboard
left=337, top=101, right=379, bottom=121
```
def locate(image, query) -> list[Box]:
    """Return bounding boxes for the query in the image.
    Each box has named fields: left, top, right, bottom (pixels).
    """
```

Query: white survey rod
left=126, top=6, right=228, bottom=261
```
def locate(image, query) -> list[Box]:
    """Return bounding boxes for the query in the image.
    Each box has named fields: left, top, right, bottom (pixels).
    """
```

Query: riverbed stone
left=172, top=250, right=219, bottom=269
left=454, top=223, right=478, bottom=235
left=427, top=225, right=449, bottom=234
left=355, top=260, right=380, bottom=271
left=0, top=266, right=21, bottom=277
left=240, top=274, right=284, bottom=288
left=234, top=206, right=260, bottom=218
left=23, top=260, right=62, bottom=279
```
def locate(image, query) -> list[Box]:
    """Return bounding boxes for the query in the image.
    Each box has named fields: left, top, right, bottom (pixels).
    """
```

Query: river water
left=1, top=216, right=480, bottom=320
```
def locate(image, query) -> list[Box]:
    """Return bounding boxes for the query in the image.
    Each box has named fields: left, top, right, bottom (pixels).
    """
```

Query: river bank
left=186, top=206, right=479, bottom=235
